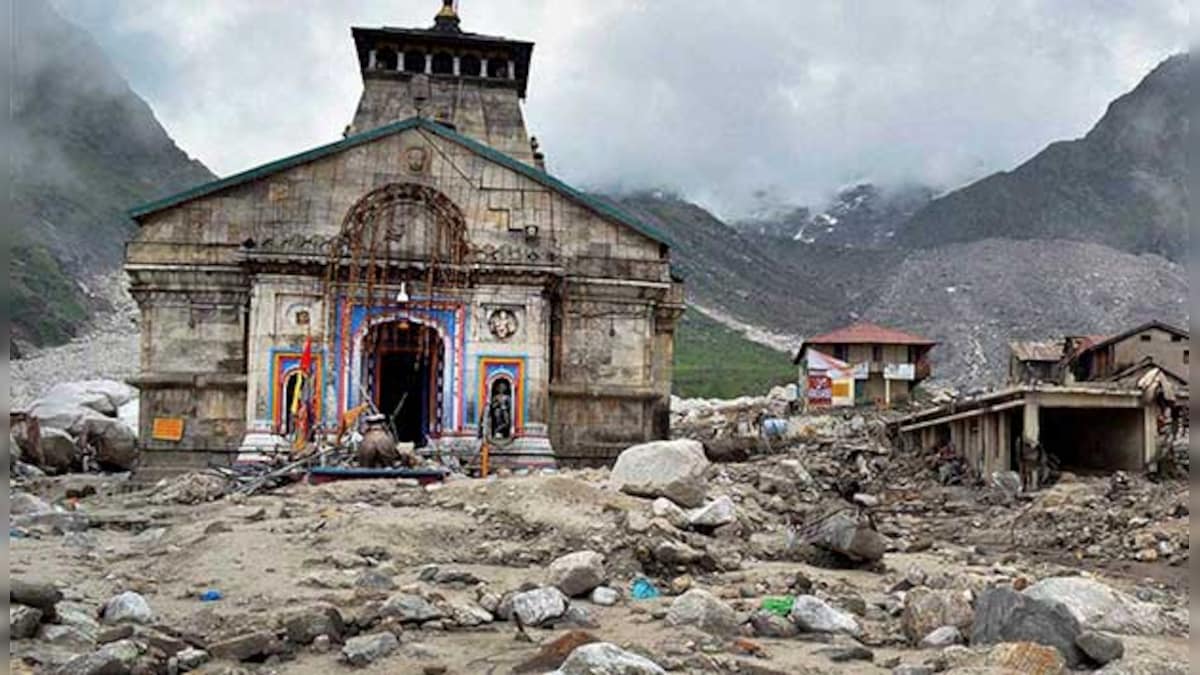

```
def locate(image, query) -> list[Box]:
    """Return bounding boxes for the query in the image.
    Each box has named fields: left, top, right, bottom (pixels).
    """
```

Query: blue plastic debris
left=630, top=577, right=660, bottom=600
left=199, top=590, right=224, bottom=602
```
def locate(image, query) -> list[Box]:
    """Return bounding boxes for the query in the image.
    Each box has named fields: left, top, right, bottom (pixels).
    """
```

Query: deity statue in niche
left=488, top=378, right=513, bottom=439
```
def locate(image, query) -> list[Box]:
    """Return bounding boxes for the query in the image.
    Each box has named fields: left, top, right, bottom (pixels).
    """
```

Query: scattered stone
left=313, top=635, right=332, bottom=654
left=686, top=495, right=737, bottom=528
left=176, top=648, right=209, bottom=670
left=11, top=578, right=63, bottom=618
left=11, top=492, right=53, bottom=515
left=1023, top=576, right=1169, bottom=636
left=380, top=593, right=443, bottom=623
left=901, top=588, right=974, bottom=643
left=150, top=472, right=228, bottom=505
left=816, top=645, right=874, bottom=662
left=971, top=586, right=1083, bottom=667
left=651, top=540, right=705, bottom=565
left=54, top=650, right=126, bottom=675
left=789, top=595, right=861, bottom=635
left=610, top=439, right=710, bottom=507
left=341, top=631, right=400, bottom=667
left=803, top=509, right=886, bottom=562
left=354, top=568, right=397, bottom=591
left=511, top=587, right=568, bottom=626
left=10, top=604, right=43, bottom=639
left=1075, top=630, right=1124, bottom=666
left=283, top=603, right=345, bottom=645
left=919, top=625, right=964, bottom=648
left=548, top=550, right=606, bottom=597
left=749, top=610, right=798, bottom=638
left=891, top=665, right=934, bottom=675
left=985, top=641, right=1066, bottom=675
left=652, top=497, right=690, bottom=528
left=95, top=624, right=134, bottom=644
left=557, top=642, right=667, bottom=675
left=101, top=592, right=153, bottom=625
left=447, top=599, right=494, bottom=627
left=590, top=586, right=619, bottom=606
left=665, top=589, right=740, bottom=636
left=208, top=630, right=280, bottom=662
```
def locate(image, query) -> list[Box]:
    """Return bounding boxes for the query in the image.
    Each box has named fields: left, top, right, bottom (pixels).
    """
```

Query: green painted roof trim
left=127, top=116, right=672, bottom=247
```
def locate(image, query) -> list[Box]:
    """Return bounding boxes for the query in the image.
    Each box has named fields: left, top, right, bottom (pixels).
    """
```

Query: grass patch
left=672, top=307, right=796, bottom=399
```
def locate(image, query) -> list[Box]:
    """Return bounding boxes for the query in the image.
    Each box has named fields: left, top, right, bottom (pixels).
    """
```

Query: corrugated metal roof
left=1009, top=340, right=1063, bottom=362
left=804, top=322, right=936, bottom=346
left=127, top=116, right=672, bottom=247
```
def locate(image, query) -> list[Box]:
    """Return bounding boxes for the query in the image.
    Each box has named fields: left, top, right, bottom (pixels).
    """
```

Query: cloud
left=52, top=0, right=1188, bottom=216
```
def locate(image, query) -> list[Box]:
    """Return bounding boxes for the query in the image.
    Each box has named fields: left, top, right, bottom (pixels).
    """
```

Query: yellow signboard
left=831, top=381, right=852, bottom=398
left=151, top=417, right=185, bottom=442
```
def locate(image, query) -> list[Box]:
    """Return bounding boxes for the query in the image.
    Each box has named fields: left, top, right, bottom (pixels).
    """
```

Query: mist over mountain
left=896, top=53, right=1190, bottom=261
left=10, top=0, right=213, bottom=350
left=735, top=183, right=936, bottom=248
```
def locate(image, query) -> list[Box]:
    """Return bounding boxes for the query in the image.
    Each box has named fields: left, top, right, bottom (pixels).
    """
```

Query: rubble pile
left=8, top=393, right=1190, bottom=674
left=12, top=379, right=140, bottom=478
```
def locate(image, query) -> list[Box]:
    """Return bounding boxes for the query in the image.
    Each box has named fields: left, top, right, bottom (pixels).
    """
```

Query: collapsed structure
left=895, top=321, right=1189, bottom=487
left=123, top=2, right=683, bottom=477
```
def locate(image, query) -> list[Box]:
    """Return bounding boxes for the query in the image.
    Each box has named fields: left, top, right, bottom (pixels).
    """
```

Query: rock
left=98, top=639, right=140, bottom=668
left=749, top=610, right=798, bottom=638
left=39, top=427, right=78, bottom=474
left=561, top=605, right=598, bottom=629
left=101, top=592, right=153, bottom=625
left=513, top=629, right=599, bottom=673
left=816, top=645, right=874, bottom=662
left=447, top=599, right=493, bottom=627
left=11, top=492, right=53, bottom=515
left=10, top=605, right=43, bottom=639
left=902, top=588, right=974, bottom=643
left=96, top=625, right=134, bottom=644
left=1075, top=631, right=1124, bottom=666
left=1023, top=577, right=1168, bottom=636
left=590, top=587, right=619, bottom=606
left=892, top=666, right=935, bottom=675
left=665, top=589, right=739, bottom=636
left=610, top=439, right=710, bottom=507
left=11, top=578, right=62, bottom=618
left=313, top=635, right=333, bottom=653
left=557, top=642, right=667, bottom=675
left=283, top=603, right=345, bottom=645
left=789, top=595, right=861, bottom=635
left=380, top=593, right=443, bottom=623
left=985, top=641, right=1066, bottom=675
left=511, top=587, right=568, bottom=626
left=354, top=569, right=396, bottom=591
left=687, top=495, right=737, bottom=528
left=54, top=651, right=127, bottom=675
left=548, top=550, right=606, bottom=597
left=971, top=586, right=1083, bottom=667
left=175, top=648, right=209, bottom=670
left=150, top=472, right=227, bottom=505
left=920, top=625, right=964, bottom=648
left=651, top=498, right=689, bottom=528
left=804, top=509, right=886, bottom=562
left=80, top=417, right=138, bottom=471
left=208, top=630, right=280, bottom=662
left=341, top=631, right=400, bottom=667
left=650, top=540, right=705, bottom=565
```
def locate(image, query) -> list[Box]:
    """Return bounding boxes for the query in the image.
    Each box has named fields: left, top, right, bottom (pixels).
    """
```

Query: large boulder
left=971, top=586, right=1083, bottom=667
left=282, top=603, right=345, bottom=644
left=610, top=440, right=709, bottom=507
left=902, top=588, right=974, bottom=643
left=101, top=591, right=154, bottom=625
left=80, top=417, right=138, bottom=471
left=548, top=550, right=606, bottom=597
left=804, top=509, right=887, bottom=562
left=665, top=589, right=739, bottom=636
left=36, top=380, right=134, bottom=420
left=11, top=579, right=62, bottom=620
left=511, top=587, right=568, bottom=626
left=789, top=595, right=862, bottom=635
left=558, top=642, right=667, bottom=675
left=1023, top=577, right=1169, bottom=636
left=39, top=428, right=78, bottom=474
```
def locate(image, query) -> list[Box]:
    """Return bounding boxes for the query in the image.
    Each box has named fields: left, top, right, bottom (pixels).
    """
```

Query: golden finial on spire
left=436, top=0, right=458, bottom=19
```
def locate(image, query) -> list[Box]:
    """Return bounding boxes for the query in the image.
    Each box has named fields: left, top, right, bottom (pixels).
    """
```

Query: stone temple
left=123, top=2, right=683, bottom=476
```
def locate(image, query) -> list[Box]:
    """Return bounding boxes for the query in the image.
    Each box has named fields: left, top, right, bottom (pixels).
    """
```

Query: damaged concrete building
left=123, top=3, right=684, bottom=477
left=896, top=321, right=1189, bottom=485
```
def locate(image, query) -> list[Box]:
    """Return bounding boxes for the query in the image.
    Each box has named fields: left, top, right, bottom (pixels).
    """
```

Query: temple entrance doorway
left=363, top=320, right=443, bottom=446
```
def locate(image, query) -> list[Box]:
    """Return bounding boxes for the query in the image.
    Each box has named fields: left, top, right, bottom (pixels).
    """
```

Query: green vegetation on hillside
left=672, top=307, right=796, bottom=399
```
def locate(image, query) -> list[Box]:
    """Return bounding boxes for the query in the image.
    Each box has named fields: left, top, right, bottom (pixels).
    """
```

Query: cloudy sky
left=54, top=0, right=1189, bottom=216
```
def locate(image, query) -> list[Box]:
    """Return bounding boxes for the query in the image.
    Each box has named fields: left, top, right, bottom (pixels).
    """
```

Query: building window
left=1141, top=334, right=1152, bottom=342
left=403, top=50, right=426, bottom=73
left=460, top=54, right=481, bottom=77
left=872, top=345, right=883, bottom=362
left=431, top=52, right=454, bottom=74
left=1185, top=350, right=1190, bottom=364
left=375, top=48, right=398, bottom=70
left=832, top=345, right=848, bottom=361
left=1171, top=334, right=1183, bottom=343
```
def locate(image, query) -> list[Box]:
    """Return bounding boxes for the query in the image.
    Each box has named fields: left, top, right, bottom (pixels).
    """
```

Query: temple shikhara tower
left=124, top=2, right=683, bottom=475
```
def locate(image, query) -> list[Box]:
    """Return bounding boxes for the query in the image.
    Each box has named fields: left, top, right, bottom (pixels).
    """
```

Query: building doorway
left=363, top=320, right=443, bottom=446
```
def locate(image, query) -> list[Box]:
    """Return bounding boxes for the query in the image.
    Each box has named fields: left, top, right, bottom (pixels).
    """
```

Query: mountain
left=897, top=53, right=1190, bottom=261
left=10, top=0, right=214, bottom=350
left=736, top=183, right=936, bottom=248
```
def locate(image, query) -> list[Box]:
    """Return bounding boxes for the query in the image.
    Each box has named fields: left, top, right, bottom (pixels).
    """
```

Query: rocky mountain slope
left=736, top=183, right=936, bottom=249
left=896, top=53, right=1190, bottom=261
left=11, top=0, right=213, bottom=350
